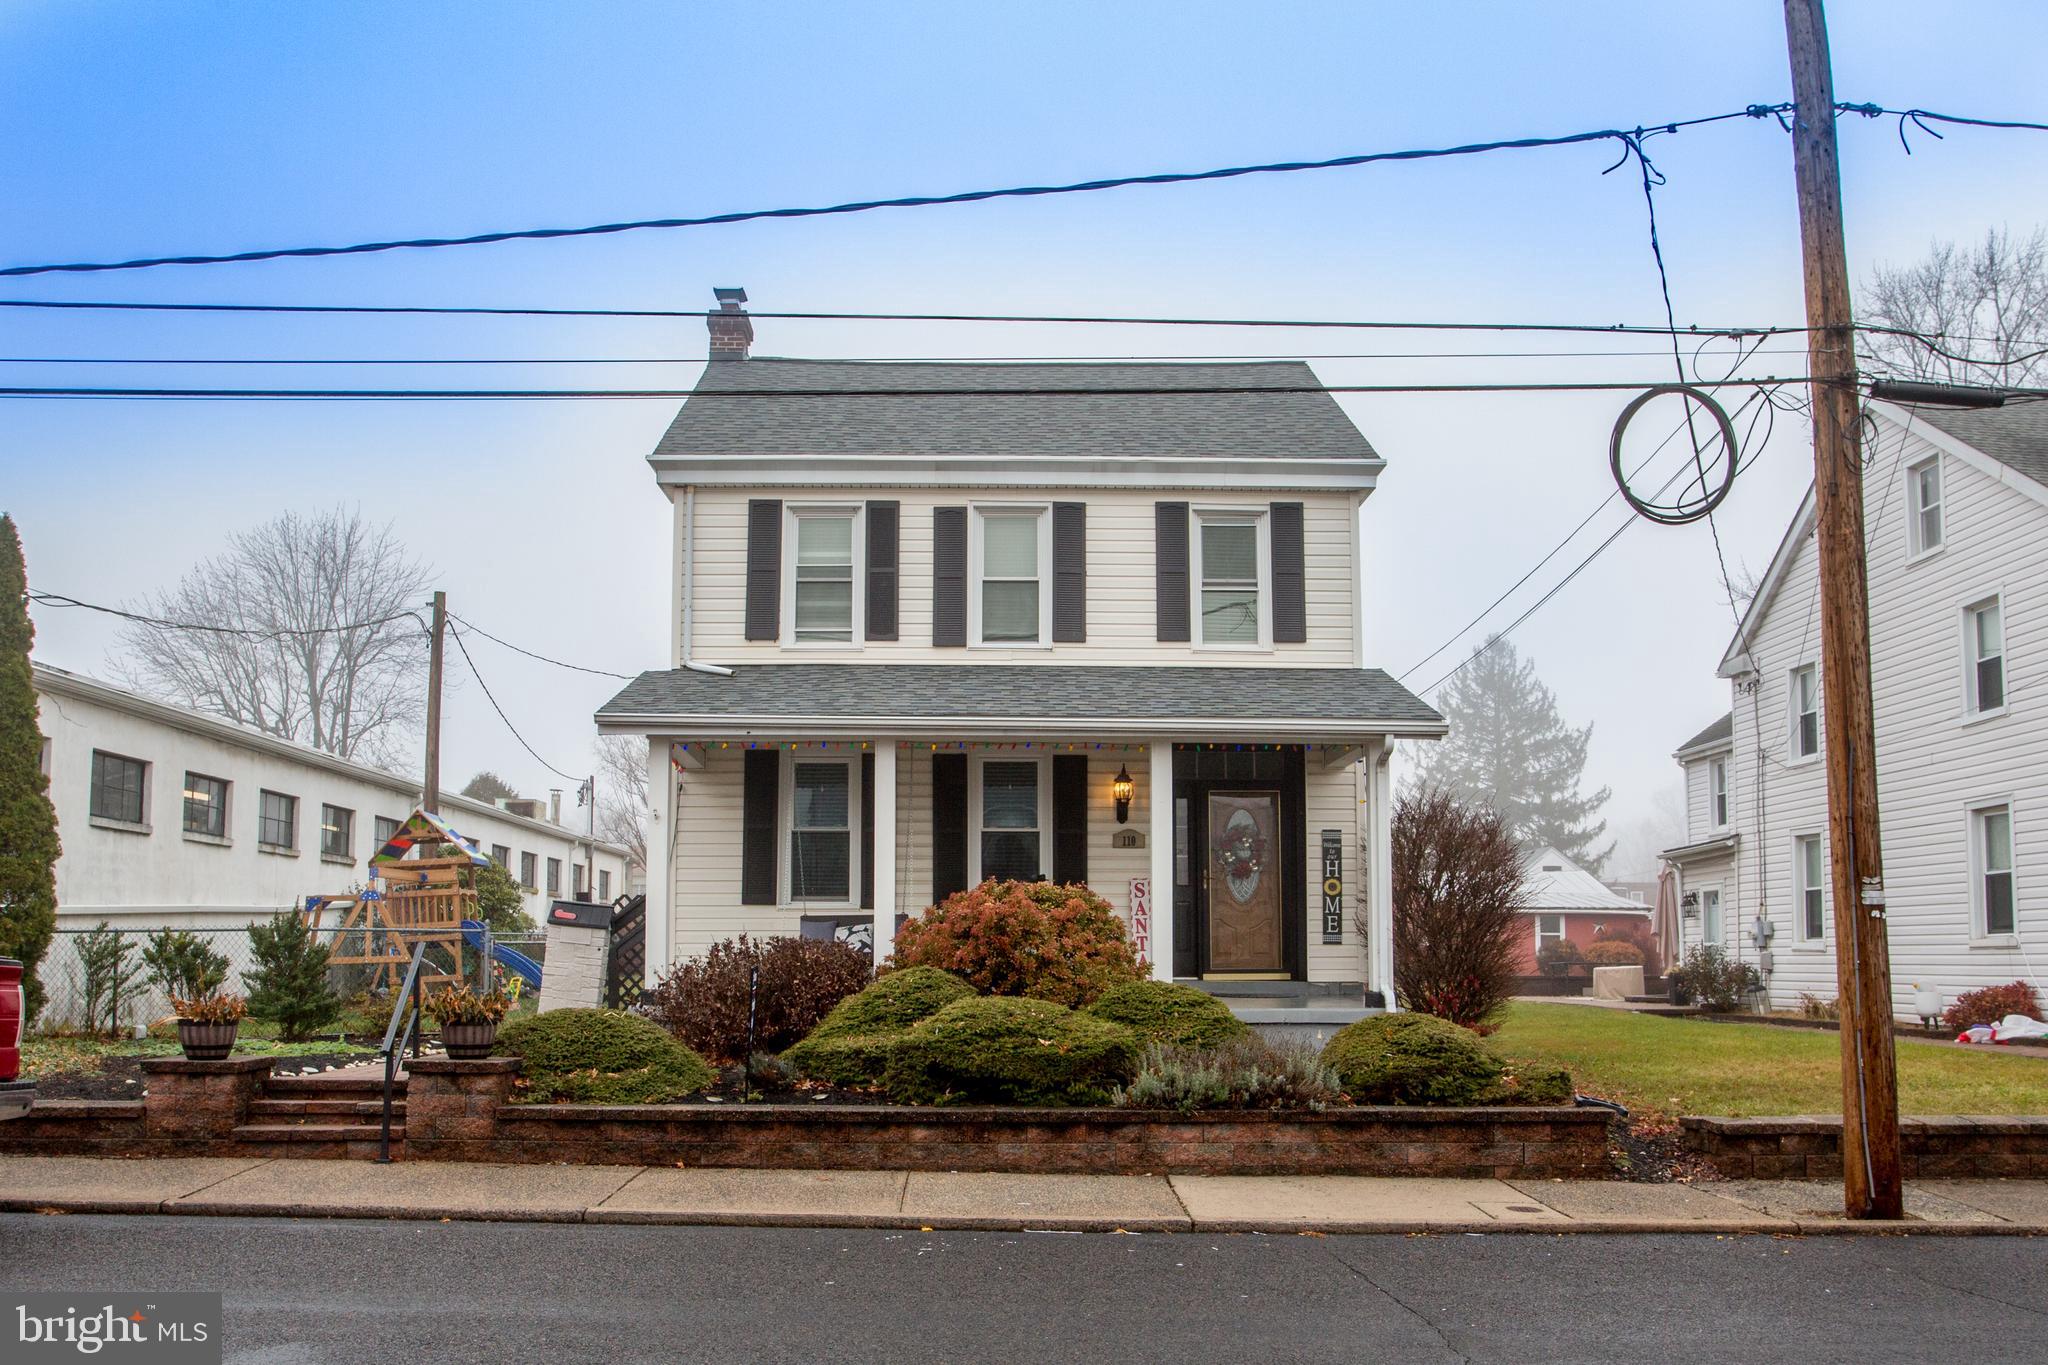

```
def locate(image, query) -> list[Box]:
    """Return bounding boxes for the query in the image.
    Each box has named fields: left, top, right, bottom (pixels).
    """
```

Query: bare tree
left=1382, top=786, right=1526, bottom=1030
left=118, top=508, right=432, bottom=765
left=1860, top=227, right=2048, bottom=386
left=594, top=734, right=649, bottom=873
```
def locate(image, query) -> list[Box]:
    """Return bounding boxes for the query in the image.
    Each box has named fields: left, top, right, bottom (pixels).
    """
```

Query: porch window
left=788, top=758, right=854, bottom=903
left=973, top=507, right=1047, bottom=644
left=1535, top=914, right=1564, bottom=952
left=1789, top=664, right=1819, bottom=759
left=1972, top=803, right=2015, bottom=938
left=1795, top=834, right=1825, bottom=942
left=1966, top=596, right=2005, bottom=715
left=1907, top=455, right=1942, bottom=556
left=1197, top=511, right=1264, bottom=646
left=789, top=509, right=857, bottom=644
left=973, top=757, right=1047, bottom=882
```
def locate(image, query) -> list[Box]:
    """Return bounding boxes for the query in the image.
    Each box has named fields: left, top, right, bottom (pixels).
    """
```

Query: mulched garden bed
left=1610, top=1115, right=1721, bottom=1184
left=28, top=1053, right=375, bottom=1101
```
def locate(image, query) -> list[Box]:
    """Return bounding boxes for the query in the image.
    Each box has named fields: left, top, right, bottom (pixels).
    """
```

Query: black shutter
left=932, top=752, right=969, bottom=902
left=1271, top=501, right=1307, bottom=644
left=1052, top=501, right=1086, bottom=643
left=866, top=501, right=899, bottom=641
left=932, top=506, right=968, bottom=647
left=740, top=750, right=779, bottom=905
left=860, top=751, right=876, bottom=910
left=1154, top=501, right=1190, bottom=642
left=1052, top=754, right=1089, bottom=885
left=744, top=499, right=782, bottom=642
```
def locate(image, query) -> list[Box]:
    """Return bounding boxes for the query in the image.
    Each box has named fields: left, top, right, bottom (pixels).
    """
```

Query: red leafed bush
left=890, top=880, right=1144, bottom=1008
left=640, top=934, right=872, bottom=1064
left=1582, top=939, right=1645, bottom=966
left=1941, top=980, right=2043, bottom=1033
left=1592, top=921, right=1660, bottom=975
left=1387, top=788, right=1525, bottom=1030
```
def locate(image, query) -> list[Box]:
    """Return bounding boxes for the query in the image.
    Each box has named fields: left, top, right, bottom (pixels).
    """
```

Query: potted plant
left=171, top=992, right=248, bottom=1060
left=427, top=983, right=514, bottom=1059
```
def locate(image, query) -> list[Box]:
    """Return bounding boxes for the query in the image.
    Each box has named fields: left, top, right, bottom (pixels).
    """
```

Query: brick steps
left=263, top=1071, right=400, bottom=1098
left=230, top=1122, right=403, bottom=1160
left=247, top=1098, right=404, bottom=1120
left=248, top=1069, right=409, bottom=1158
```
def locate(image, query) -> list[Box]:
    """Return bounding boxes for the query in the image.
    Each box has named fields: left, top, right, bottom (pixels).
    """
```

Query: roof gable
left=1519, top=844, right=1649, bottom=912
left=1675, top=712, right=1733, bottom=757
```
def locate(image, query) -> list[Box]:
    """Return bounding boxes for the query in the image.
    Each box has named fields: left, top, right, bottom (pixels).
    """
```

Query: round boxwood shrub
left=782, top=967, right=976, bottom=1086
left=497, top=1007, right=715, bottom=1104
left=1581, top=939, right=1645, bottom=967
left=891, top=880, right=1144, bottom=1007
left=1321, top=1013, right=1504, bottom=1105
left=1084, top=980, right=1249, bottom=1050
left=1486, top=1060, right=1576, bottom=1105
left=883, top=996, right=1141, bottom=1106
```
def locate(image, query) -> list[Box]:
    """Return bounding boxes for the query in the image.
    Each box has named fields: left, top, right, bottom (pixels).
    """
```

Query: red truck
left=0, top=957, right=32, bottom=1119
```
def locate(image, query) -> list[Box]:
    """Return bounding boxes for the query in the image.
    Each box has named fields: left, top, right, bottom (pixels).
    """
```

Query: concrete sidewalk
left=3, top=1155, right=2046, bottom=1234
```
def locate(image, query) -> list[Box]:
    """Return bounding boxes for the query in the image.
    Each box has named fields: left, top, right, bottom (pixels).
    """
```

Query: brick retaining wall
left=1682, top=1114, right=2048, bottom=1178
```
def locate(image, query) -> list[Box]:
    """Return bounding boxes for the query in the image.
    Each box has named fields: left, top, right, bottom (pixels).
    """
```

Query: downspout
left=680, top=483, right=733, bottom=677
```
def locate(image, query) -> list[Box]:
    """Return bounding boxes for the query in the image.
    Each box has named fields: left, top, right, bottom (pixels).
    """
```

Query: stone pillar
left=404, top=1056, right=521, bottom=1161
left=140, top=1056, right=274, bottom=1144
left=1148, top=739, right=1175, bottom=981
left=871, top=741, right=898, bottom=969
left=538, top=921, right=609, bottom=1012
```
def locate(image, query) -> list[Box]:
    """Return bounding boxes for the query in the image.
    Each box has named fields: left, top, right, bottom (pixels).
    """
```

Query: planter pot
left=176, top=1019, right=240, bottom=1061
left=440, top=1020, right=500, bottom=1060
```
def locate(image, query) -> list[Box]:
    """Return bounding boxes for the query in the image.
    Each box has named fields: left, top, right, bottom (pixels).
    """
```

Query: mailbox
left=547, top=899, right=613, bottom=930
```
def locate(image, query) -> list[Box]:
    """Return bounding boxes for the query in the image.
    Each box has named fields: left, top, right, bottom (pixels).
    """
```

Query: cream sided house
left=1662, top=398, right=2048, bottom=1017
left=597, top=290, right=1446, bottom=1005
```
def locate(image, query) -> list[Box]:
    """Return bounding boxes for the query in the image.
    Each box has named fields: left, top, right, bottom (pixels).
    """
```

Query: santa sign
left=1128, top=878, right=1151, bottom=961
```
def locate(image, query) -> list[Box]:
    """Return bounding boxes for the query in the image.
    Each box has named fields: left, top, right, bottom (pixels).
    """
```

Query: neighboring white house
left=595, top=290, right=1447, bottom=1001
left=1662, top=398, right=2048, bottom=1016
left=34, top=662, right=632, bottom=931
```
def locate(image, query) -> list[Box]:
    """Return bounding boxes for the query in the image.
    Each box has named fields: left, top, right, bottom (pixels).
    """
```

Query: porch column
left=1366, top=738, right=1397, bottom=1009
left=642, top=736, right=675, bottom=988
left=1148, top=739, right=1175, bottom=981
left=872, top=741, right=898, bottom=971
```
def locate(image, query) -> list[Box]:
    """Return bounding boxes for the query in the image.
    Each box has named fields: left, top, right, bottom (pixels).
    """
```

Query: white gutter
left=677, top=483, right=733, bottom=677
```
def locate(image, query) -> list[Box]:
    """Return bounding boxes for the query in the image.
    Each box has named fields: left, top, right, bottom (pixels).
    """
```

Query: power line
left=0, top=345, right=1821, bottom=365
left=446, top=625, right=581, bottom=784
left=26, top=589, right=423, bottom=641
left=447, top=611, right=636, bottom=680
left=0, top=105, right=1794, bottom=279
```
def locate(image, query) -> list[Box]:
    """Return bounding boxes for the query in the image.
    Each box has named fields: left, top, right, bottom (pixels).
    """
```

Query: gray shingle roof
left=596, top=664, right=1442, bottom=731
left=1676, top=712, right=1733, bottom=754
left=1903, top=398, right=2048, bottom=490
left=650, top=359, right=1381, bottom=462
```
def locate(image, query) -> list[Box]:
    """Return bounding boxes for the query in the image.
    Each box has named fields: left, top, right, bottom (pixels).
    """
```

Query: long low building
left=33, top=662, right=633, bottom=932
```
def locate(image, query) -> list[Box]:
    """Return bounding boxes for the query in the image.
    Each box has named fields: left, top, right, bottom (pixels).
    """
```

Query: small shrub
left=1114, top=1038, right=1340, bottom=1112
left=781, top=967, right=975, bottom=1086
left=1321, top=1013, right=1504, bottom=1105
left=883, top=996, right=1140, bottom=1106
left=1592, top=921, right=1660, bottom=974
left=891, top=880, right=1144, bottom=1007
left=75, top=922, right=144, bottom=1035
left=244, top=911, right=343, bottom=1041
left=1581, top=939, right=1645, bottom=967
left=640, top=935, right=872, bottom=1063
left=1942, top=980, right=2043, bottom=1033
left=141, top=929, right=231, bottom=1002
left=1535, top=940, right=1586, bottom=977
left=1797, top=992, right=1840, bottom=1022
left=1667, top=944, right=1763, bottom=1013
left=497, top=1007, right=714, bottom=1103
left=1084, top=980, right=1249, bottom=1050
left=1484, top=1060, right=1575, bottom=1105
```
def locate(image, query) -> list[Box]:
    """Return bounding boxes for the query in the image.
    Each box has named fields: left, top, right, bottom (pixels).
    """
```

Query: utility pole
left=1783, top=0, right=1903, bottom=1219
left=423, top=590, right=447, bottom=816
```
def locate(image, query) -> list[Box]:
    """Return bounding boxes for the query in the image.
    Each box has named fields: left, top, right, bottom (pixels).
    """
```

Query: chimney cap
left=713, top=286, right=748, bottom=308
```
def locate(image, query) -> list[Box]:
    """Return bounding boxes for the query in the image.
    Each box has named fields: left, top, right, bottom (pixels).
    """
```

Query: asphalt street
left=3, top=1213, right=2043, bottom=1364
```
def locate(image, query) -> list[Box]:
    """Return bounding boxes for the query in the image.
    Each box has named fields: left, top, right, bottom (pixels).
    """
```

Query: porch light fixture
left=1113, top=764, right=1135, bottom=824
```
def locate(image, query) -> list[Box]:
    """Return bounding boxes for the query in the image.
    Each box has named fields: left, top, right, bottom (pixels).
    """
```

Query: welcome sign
left=1320, top=829, right=1344, bottom=944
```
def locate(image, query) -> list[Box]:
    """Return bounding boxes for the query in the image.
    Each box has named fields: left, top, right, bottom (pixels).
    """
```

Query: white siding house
left=1663, top=399, right=2048, bottom=1017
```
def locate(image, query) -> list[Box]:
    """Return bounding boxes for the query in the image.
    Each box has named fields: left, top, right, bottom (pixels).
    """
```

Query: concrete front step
left=231, top=1122, right=404, bottom=1160
left=263, top=1072, right=404, bottom=1098
left=247, top=1098, right=404, bottom=1120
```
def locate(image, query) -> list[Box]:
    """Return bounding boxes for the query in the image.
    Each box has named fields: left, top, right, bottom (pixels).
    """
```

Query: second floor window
left=1972, top=803, right=2015, bottom=938
left=259, top=790, right=297, bottom=849
left=975, top=508, right=1045, bottom=644
left=1966, top=597, right=2005, bottom=714
left=183, top=772, right=228, bottom=837
left=1796, top=834, right=1826, bottom=941
left=1708, top=757, right=1729, bottom=829
left=791, top=510, right=856, bottom=643
left=546, top=858, right=562, bottom=896
left=90, top=750, right=148, bottom=825
left=1789, top=664, right=1819, bottom=759
left=1198, top=513, right=1264, bottom=645
left=321, top=804, right=353, bottom=860
left=1907, top=455, right=1943, bottom=555
left=520, top=851, right=538, bottom=890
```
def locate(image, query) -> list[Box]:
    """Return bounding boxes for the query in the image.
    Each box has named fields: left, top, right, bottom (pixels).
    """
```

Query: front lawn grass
left=1489, top=1002, right=2046, bottom=1119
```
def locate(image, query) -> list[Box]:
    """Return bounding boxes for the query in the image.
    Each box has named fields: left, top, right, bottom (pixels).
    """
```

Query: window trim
left=1792, top=832, right=1827, bottom=946
left=780, top=502, right=864, bottom=649
left=1707, top=755, right=1730, bottom=832
left=319, top=803, right=355, bottom=864
left=967, top=752, right=1053, bottom=884
left=1190, top=505, right=1273, bottom=652
left=181, top=770, right=230, bottom=844
left=546, top=857, right=563, bottom=897
left=257, top=788, right=299, bottom=854
left=1787, top=663, right=1820, bottom=763
left=1906, top=453, right=1944, bottom=561
left=1961, top=591, right=2008, bottom=722
left=779, top=750, right=861, bottom=909
left=519, top=850, right=539, bottom=892
left=88, top=749, right=151, bottom=831
left=1966, top=798, right=2017, bottom=943
left=968, top=502, right=1053, bottom=648
left=1533, top=913, right=1565, bottom=954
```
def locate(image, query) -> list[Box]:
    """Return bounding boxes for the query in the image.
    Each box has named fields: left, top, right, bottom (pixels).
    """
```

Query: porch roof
left=595, top=663, right=1445, bottom=741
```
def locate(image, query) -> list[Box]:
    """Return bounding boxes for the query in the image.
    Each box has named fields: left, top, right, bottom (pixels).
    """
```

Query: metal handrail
left=377, top=940, right=431, bottom=1164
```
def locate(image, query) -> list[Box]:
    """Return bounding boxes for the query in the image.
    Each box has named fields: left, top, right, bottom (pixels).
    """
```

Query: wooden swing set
left=302, top=808, right=488, bottom=993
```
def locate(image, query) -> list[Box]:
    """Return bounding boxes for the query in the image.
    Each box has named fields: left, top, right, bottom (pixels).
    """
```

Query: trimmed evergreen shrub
left=76, top=922, right=144, bottom=1035
left=641, top=934, right=873, bottom=1064
left=883, top=996, right=1141, bottom=1106
left=0, top=514, right=60, bottom=1023
left=1084, top=980, right=1249, bottom=1050
left=497, top=1007, right=715, bottom=1104
left=1485, top=1060, right=1576, bottom=1105
left=1581, top=939, right=1645, bottom=966
left=891, top=880, right=1144, bottom=1007
left=782, top=966, right=974, bottom=1086
left=244, top=911, right=343, bottom=1041
left=1321, top=1013, right=1504, bottom=1105
left=141, top=929, right=231, bottom=1002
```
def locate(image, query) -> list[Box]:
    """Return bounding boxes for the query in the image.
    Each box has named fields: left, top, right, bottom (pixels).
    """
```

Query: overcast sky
left=6, top=1, right=2047, bottom=878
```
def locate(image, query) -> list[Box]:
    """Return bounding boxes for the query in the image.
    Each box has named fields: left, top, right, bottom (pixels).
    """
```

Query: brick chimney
left=707, top=286, right=753, bottom=361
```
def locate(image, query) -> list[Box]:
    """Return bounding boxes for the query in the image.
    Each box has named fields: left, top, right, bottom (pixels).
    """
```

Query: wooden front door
left=1202, top=790, right=1285, bottom=973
